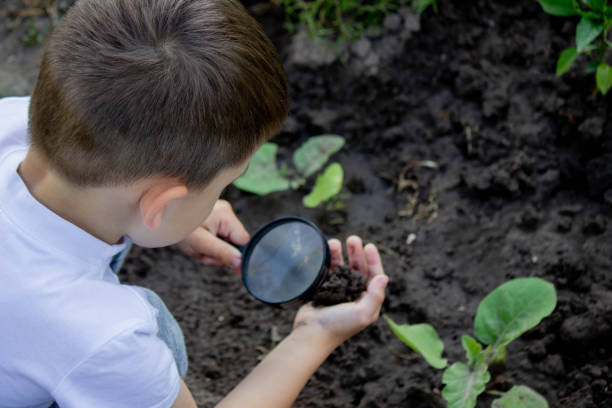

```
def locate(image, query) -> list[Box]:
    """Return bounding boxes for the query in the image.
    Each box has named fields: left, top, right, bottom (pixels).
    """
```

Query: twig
left=465, top=126, right=473, bottom=155
left=388, top=346, right=421, bottom=361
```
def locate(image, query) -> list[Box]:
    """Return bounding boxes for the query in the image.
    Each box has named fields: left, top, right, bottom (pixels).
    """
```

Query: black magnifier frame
left=240, top=216, right=331, bottom=308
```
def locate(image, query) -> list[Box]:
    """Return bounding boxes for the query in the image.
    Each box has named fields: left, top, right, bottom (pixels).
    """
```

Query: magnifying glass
left=239, top=216, right=330, bottom=307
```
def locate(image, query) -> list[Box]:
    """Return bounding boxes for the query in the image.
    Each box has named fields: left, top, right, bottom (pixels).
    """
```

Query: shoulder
left=0, top=96, right=29, bottom=114
left=0, top=275, right=181, bottom=406
left=14, top=282, right=180, bottom=407
left=52, top=319, right=181, bottom=408
left=44, top=282, right=161, bottom=354
left=0, top=280, right=162, bottom=385
left=0, top=96, right=30, bottom=128
left=0, top=96, right=30, bottom=153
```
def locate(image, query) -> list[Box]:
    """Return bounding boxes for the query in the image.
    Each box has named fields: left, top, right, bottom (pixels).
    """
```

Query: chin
left=127, top=234, right=183, bottom=248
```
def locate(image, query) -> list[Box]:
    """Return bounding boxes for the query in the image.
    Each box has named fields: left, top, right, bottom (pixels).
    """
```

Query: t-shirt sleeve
left=52, top=326, right=181, bottom=408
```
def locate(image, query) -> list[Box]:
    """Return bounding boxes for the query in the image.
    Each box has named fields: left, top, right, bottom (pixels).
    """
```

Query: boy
left=0, top=0, right=388, bottom=407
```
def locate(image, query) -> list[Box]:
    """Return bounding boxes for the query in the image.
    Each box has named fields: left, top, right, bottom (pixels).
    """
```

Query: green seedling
left=22, top=23, right=42, bottom=46
left=233, top=135, right=345, bottom=208
left=537, top=0, right=612, bottom=94
left=276, top=0, right=407, bottom=43
left=386, top=277, right=557, bottom=408
left=413, top=0, right=438, bottom=14
left=302, top=162, right=344, bottom=207
left=22, top=22, right=51, bottom=47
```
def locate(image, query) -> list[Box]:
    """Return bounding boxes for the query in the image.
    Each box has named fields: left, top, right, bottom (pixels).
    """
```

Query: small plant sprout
left=302, top=162, right=344, bottom=207
left=277, top=0, right=436, bottom=42
left=385, top=277, right=557, bottom=408
left=537, top=0, right=612, bottom=94
left=22, top=23, right=43, bottom=47
left=233, top=143, right=290, bottom=195
left=413, top=0, right=438, bottom=14
left=233, top=135, right=345, bottom=208
left=276, top=0, right=405, bottom=43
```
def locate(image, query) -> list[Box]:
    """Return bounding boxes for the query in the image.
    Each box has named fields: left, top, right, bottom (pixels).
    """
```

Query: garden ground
left=1, top=0, right=611, bottom=406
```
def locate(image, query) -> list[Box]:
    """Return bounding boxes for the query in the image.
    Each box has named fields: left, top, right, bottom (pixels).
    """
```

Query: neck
left=17, top=149, right=138, bottom=245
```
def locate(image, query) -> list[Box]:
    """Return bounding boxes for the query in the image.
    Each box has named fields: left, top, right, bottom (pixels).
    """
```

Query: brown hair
left=29, top=0, right=288, bottom=189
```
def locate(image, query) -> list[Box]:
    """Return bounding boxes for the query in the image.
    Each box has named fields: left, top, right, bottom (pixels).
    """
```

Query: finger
left=200, top=255, right=242, bottom=276
left=189, top=228, right=242, bottom=269
left=212, top=200, right=250, bottom=246
left=177, top=244, right=195, bottom=257
left=200, top=255, right=225, bottom=267
left=364, top=243, right=385, bottom=281
left=328, top=238, right=344, bottom=269
left=357, top=274, right=388, bottom=321
left=346, top=236, right=368, bottom=278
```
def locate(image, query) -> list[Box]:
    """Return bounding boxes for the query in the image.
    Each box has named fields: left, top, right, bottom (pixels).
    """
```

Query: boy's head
left=26, top=0, right=288, bottom=247
left=29, top=0, right=288, bottom=191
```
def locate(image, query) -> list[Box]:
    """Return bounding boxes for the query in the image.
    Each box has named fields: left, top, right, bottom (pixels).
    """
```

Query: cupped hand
left=175, top=200, right=249, bottom=274
left=293, top=236, right=388, bottom=348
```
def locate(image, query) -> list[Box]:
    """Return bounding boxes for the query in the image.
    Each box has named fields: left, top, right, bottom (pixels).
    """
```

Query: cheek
left=181, top=199, right=216, bottom=232
left=195, top=202, right=216, bottom=226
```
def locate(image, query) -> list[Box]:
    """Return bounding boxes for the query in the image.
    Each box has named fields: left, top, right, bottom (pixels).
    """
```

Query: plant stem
left=485, top=390, right=506, bottom=397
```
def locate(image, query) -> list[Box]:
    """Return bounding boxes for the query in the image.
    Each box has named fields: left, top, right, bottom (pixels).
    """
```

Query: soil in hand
left=311, top=264, right=367, bottom=306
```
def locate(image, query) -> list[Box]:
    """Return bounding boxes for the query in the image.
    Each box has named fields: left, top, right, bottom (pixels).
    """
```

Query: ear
left=139, top=181, right=188, bottom=230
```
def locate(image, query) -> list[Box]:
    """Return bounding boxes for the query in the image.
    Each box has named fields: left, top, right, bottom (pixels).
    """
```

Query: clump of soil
left=310, top=264, right=367, bottom=306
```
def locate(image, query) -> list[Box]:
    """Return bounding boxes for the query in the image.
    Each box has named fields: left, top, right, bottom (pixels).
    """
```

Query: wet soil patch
left=311, top=264, right=367, bottom=307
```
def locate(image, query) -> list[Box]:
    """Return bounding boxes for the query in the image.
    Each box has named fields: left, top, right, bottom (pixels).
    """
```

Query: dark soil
left=2, top=0, right=612, bottom=407
left=311, top=264, right=367, bottom=307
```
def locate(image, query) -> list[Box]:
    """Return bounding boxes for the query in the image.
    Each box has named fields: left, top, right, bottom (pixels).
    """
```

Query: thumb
left=358, top=275, right=388, bottom=319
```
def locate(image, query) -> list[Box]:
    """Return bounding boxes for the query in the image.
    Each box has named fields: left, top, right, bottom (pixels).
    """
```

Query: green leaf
left=302, top=162, right=343, bottom=208
left=536, top=0, right=579, bottom=16
left=585, top=60, right=600, bottom=73
left=293, top=135, right=345, bottom=178
left=413, top=0, right=437, bottom=14
left=233, top=143, right=290, bottom=195
left=596, top=63, right=612, bottom=95
left=576, top=17, right=603, bottom=52
left=473, top=278, right=557, bottom=347
left=585, top=0, right=605, bottom=12
left=385, top=316, right=448, bottom=369
left=461, top=335, right=484, bottom=366
left=492, top=385, right=549, bottom=408
left=556, top=47, right=579, bottom=76
left=441, top=362, right=490, bottom=408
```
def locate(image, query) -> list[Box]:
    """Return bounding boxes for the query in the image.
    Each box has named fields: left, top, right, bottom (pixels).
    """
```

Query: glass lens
left=244, top=221, right=325, bottom=303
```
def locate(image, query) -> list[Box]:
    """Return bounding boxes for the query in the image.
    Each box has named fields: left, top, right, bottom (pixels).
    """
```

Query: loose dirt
left=311, top=264, right=367, bottom=307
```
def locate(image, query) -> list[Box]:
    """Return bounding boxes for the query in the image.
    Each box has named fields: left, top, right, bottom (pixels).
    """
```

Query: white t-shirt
left=0, top=97, right=180, bottom=408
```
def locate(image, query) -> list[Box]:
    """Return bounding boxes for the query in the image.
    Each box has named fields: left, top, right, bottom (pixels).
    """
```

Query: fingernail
left=378, top=276, right=389, bottom=288
left=232, top=257, right=241, bottom=268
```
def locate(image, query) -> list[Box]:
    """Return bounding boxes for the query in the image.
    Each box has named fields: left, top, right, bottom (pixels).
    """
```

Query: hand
left=292, top=236, right=388, bottom=348
left=175, top=200, right=249, bottom=274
